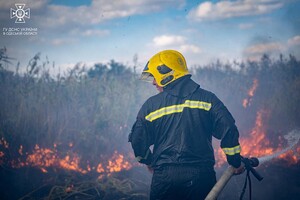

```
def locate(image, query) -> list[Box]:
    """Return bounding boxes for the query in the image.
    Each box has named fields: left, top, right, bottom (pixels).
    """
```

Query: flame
left=0, top=140, right=133, bottom=176
left=1, top=108, right=297, bottom=174
left=59, top=154, right=88, bottom=174
left=106, top=151, right=132, bottom=173
left=26, top=145, right=57, bottom=168
left=239, top=110, right=273, bottom=157
left=25, top=146, right=133, bottom=174
left=243, top=79, right=258, bottom=108
left=215, top=109, right=300, bottom=167
left=96, top=163, right=105, bottom=173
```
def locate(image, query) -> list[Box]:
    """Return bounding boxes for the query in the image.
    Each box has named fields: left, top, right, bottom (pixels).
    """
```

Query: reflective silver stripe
left=145, top=100, right=212, bottom=122
left=222, top=145, right=241, bottom=156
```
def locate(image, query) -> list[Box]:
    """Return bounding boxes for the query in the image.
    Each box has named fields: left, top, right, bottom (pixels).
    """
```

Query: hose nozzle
left=241, top=156, right=263, bottom=181
left=248, top=157, right=259, bottom=167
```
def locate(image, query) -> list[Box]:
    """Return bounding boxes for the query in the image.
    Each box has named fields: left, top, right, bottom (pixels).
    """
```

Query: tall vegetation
left=193, top=54, right=300, bottom=133
left=1, top=48, right=300, bottom=161
left=0, top=49, right=155, bottom=167
left=0, top=47, right=299, bottom=199
left=1, top=48, right=299, bottom=164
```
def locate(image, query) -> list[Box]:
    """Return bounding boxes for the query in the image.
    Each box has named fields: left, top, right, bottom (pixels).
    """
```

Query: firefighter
left=129, top=50, right=244, bottom=200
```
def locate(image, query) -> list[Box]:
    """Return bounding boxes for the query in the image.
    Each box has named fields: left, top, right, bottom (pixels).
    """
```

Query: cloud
left=37, top=0, right=185, bottom=28
left=0, top=0, right=48, bottom=25
left=0, top=0, right=186, bottom=28
left=179, top=44, right=201, bottom=54
left=151, top=35, right=201, bottom=54
left=239, top=23, right=254, bottom=30
left=0, top=0, right=48, bottom=10
left=243, top=41, right=287, bottom=61
left=244, top=34, right=300, bottom=60
left=81, top=29, right=110, bottom=37
left=51, top=38, right=77, bottom=46
left=153, top=35, right=186, bottom=47
left=244, top=42, right=284, bottom=54
left=288, top=35, right=300, bottom=46
left=27, top=36, right=77, bottom=46
left=245, top=42, right=283, bottom=54
left=187, top=0, right=284, bottom=21
left=70, top=29, right=110, bottom=37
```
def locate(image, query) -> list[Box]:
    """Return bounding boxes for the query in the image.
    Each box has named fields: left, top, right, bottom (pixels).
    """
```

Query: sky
left=0, top=0, right=300, bottom=74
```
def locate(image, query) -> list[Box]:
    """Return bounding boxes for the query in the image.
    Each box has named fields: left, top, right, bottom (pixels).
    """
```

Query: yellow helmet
left=140, top=50, right=189, bottom=87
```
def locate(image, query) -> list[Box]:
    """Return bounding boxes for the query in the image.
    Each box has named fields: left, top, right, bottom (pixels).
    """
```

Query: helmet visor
left=140, top=72, right=154, bottom=82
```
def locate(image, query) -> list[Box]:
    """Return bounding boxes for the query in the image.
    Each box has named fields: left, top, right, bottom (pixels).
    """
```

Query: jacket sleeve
left=210, top=94, right=241, bottom=168
left=128, top=107, right=153, bottom=165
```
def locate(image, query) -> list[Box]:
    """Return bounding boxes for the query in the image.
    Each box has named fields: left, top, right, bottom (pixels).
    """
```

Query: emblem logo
left=10, top=4, right=30, bottom=23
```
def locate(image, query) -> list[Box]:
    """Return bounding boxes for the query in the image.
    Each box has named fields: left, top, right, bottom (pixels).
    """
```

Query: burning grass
left=1, top=50, right=300, bottom=199
left=0, top=140, right=135, bottom=177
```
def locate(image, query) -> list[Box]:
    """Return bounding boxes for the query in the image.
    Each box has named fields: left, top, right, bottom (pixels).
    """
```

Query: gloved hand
left=233, top=164, right=245, bottom=175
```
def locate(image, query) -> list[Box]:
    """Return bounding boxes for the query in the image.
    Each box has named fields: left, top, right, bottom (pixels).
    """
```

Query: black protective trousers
left=150, top=165, right=216, bottom=200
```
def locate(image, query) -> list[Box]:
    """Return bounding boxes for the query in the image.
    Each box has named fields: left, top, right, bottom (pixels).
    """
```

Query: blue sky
left=1, top=0, right=300, bottom=74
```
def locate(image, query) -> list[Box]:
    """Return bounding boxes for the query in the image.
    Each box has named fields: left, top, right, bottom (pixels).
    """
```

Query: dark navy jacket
left=129, top=75, right=241, bottom=169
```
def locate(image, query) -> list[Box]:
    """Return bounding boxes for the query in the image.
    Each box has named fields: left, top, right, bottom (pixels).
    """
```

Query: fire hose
left=205, top=157, right=263, bottom=200
left=205, top=130, right=299, bottom=200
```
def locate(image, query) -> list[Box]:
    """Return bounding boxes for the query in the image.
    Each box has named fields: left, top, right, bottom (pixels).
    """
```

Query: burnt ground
left=219, top=161, right=300, bottom=200
left=0, top=161, right=299, bottom=200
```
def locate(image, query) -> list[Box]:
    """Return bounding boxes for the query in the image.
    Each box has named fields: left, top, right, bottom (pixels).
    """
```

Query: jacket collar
left=163, top=75, right=199, bottom=98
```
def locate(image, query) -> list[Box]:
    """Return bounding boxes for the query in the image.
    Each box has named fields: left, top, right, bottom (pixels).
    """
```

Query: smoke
left=258, top=129, right=300, bottom=164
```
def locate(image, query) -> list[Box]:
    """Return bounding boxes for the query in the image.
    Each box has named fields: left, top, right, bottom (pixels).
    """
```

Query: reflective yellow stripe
left=222, top=145, right=241, bottom=156
left=145, top=100, right=212, bottom=122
